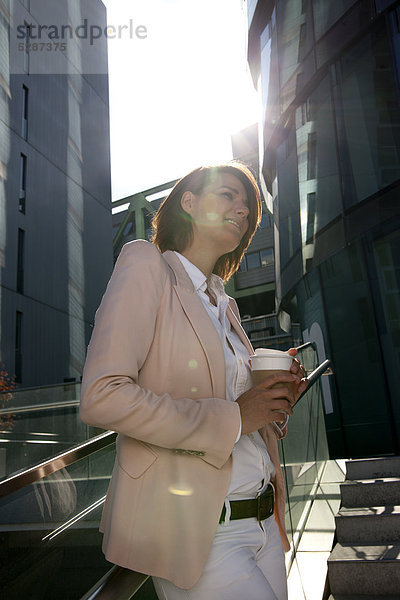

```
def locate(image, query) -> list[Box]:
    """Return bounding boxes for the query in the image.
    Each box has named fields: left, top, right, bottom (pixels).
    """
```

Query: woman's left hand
left=287, top=348, right=308, bottom=401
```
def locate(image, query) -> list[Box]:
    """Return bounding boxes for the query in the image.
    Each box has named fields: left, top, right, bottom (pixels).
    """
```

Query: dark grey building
left=0, top=0, right=112, bottom=387
left=246, top=0, right=400, bottom=457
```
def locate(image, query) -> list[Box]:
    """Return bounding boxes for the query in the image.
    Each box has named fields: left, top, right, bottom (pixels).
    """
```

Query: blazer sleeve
left=80, top=241, right=240, bottom=469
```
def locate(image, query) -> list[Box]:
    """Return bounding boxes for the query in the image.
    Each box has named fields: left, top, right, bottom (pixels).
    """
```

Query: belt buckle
left=257, top=486, right=273, bottom=521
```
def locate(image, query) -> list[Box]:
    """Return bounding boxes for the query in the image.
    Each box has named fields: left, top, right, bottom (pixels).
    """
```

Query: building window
left=297, top=21, right=308, bottom=63
left=260, top=248, right=274, bottom=267
left=306, top=192, right=316, bottom=242
left=240, top=248, right=274, bottom=271
left=246, top=252, right=261, bottom=270
left=22, top=85, right=28, bottom=140
left=19, top=153, right=27, bottom=213
left=17, top=228, right=25, bottom=293
left=15, top=311, right=23, bottom=384
left=395, top=6, right=400, bottom=33
left=307, top=132, right=317, bottom=180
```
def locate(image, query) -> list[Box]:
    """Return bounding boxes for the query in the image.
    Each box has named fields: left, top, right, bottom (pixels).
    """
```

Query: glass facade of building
left=247, top=0, right=400, bottom=457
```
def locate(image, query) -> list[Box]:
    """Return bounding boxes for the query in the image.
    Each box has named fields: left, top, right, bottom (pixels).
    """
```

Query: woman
left=80, top=162, right=307, bottom=600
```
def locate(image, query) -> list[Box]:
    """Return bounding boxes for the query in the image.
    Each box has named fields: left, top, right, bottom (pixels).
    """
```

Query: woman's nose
left=235, top=202, right=249, bottom=217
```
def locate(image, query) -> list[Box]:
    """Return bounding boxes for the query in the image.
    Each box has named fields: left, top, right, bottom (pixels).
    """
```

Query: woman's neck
left=180, top=243, right=219, bottom=279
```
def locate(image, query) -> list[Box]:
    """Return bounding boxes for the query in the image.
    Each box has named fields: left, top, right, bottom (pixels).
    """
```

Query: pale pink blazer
left=80, top=240, right=289, bottom=589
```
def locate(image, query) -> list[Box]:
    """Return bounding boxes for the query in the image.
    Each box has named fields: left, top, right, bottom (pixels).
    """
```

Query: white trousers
left=153, top=515, right=288, bottom=600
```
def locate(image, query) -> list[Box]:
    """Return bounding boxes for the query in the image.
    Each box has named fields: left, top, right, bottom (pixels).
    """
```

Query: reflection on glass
left=337, top=25, right=400, bottom=206
left=0, top=382, right=102, bottom=479
left=261, top=248, right=274, bottom=267
left=0, top=445, right=115, bottom=599
left=295, top=75, right=342, bottom=269
left=312, top=0, right=357, bottom=40
left=320, top=243, right=394, bottom=456
left=277, top=0, right=314, bottom=109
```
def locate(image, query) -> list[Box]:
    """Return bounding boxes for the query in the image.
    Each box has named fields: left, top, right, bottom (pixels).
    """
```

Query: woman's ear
left=181, top=191, right=195, bottom=215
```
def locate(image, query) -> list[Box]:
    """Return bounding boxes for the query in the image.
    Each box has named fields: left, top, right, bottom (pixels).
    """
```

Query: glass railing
left=0, top=382, right=102, bottom=479
left=0, top=434, right=116, bottom=600
left=280, top=343, right=331, bottom=565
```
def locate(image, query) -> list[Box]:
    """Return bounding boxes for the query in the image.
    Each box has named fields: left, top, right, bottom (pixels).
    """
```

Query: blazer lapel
left=162, top=251, right=226, bottom=400
left=226, top=302, right=254, bottom=357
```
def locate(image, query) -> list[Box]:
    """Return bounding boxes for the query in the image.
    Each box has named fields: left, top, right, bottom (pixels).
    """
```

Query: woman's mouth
left=224, top=219, right=241, bottom=231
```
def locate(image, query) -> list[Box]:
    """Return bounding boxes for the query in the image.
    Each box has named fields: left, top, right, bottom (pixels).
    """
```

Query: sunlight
left=101, top=0, right=259, bottom=199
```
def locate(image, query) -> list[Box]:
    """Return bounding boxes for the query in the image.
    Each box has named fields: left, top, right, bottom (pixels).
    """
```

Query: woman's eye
left=222, top=192, right=233, bottom=200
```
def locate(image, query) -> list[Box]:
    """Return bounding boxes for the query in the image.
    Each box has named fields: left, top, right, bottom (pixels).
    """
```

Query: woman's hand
left=236, top=372, right=300, bottom=435
left=287, top=347, right=309, bottom=402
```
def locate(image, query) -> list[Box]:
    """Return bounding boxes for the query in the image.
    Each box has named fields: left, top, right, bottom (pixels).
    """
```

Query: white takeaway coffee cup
left=249, top=348, right=293, bottom=386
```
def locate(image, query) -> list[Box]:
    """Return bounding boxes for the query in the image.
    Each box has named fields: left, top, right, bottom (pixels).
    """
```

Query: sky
left=101, top=0, right=259, bottom=201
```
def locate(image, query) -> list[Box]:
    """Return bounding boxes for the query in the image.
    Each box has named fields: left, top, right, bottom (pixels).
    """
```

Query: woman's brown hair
left=151, top=162, right=262, bottom=281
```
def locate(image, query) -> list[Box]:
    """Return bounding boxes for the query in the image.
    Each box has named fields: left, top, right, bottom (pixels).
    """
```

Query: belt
left=219, top=484, right=274, bottom=523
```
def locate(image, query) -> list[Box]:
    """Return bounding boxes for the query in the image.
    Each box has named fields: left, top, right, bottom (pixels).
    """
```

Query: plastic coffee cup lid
left=249, top=348, right=293, bottom=370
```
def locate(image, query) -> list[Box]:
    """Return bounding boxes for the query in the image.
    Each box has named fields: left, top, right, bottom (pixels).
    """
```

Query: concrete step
left=346, top=456, right=400, bottom=480
left=328, top=542, right=400, bottom=595
left=335, top=505, right=400, bottom=544
left=340, top=477, right=400, bottom=508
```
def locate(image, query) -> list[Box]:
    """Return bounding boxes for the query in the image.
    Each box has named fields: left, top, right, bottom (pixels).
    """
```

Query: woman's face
left=181, top=172, right=250, bottom=255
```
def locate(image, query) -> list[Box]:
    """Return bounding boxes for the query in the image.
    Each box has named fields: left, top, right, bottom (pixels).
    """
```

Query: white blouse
left=175, top=253, right=275, bottom=502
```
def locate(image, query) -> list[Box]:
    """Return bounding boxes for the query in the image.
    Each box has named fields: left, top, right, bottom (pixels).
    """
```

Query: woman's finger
left=258, top=372, right=300, bottom=389
left=270, top=398, right=294, bottom=416
left=290, top=358, right=301, bottom=374
left=264, top=387, right=297, bottom=407
left=297, top=378, right=309, bottom=394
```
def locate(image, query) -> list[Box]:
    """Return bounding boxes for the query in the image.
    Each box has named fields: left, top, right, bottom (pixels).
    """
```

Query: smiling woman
left=80, top=160, right=307, bottom=600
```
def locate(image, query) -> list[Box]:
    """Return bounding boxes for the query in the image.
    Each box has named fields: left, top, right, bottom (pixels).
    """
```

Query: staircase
left=327, top=456, right=400, bottom=599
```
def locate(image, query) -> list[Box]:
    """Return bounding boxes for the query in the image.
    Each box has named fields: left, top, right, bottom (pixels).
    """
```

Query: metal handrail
left=307, top=359, right=333, bottom=384
left=0, top=399, right=80, bottom=415
left=0, top=429, right=116, bottom=498
left=81, top=566, right=149, bottom=600
left=295, top=341, right=314, bottom=352
left=0, top=380, right=79, bottom=395
left=295, top=359, right=333, bottom=406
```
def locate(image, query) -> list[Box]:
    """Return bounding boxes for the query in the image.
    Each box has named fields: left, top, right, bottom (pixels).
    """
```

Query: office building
left=0, top=0, right=112, bottom=387
left=246, top=0, right=400, bottom=457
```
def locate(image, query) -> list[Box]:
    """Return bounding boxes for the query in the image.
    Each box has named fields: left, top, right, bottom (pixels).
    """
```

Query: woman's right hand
left=236, top=372, right=300, bottom=435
